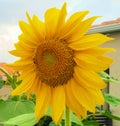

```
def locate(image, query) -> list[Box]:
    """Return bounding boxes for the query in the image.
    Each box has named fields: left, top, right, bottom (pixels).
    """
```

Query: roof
left=0, top=62, right=14, bottom=76
left=88, top=18, right=120, bottom=34
left=92, top=18, right=120, bottom=28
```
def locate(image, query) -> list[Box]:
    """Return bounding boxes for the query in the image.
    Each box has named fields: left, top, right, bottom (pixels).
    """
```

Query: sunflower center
left=34, top=39, right=75, bottom=87
left=42, top=51, right=57, bottom=67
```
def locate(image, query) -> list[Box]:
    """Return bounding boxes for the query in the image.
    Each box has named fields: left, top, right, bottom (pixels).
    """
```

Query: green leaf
left=104, top=93, right=120, bottom=106
left=49, top=121, right=56, bottom=126
left=101, top=110, right=120, bottom=121
left=70, top=112, right=84, bottom=126
left=98, top=72, right=119, bottom=83
left=0, top=80, right=4, bottom=89
left=0, top=113, right=38, bottom=126
left=0, top=100, right=35, bottom=121
left=49, top=121, right=64, bottom=126
left=83, top=120, right=99, bottom=126
left=98, top=71, right=109, bottom=77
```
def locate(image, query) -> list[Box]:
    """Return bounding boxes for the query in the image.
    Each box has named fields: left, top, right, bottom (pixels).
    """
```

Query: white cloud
left=0, top=24, right=20, bottom=62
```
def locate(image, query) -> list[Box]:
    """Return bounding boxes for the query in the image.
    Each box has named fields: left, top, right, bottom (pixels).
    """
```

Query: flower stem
left=0, top=67, right=12, bottom=80
left=65, top=106, right=71, bottom=126
left=0, top=67, right=16, bottom=89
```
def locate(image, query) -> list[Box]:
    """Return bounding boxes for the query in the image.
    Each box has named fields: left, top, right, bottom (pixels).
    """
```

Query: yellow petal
left=6, top=58, right=33, bottom=70
left=59, top=11, right=89, bottom=39
left=19, top=21, right=39, bottom=42
left=89, top=89, right=104, bottom=105
left=14, top=41, right=36, bottom=51
left=66, top=11, right=89, bottom=26
left=26, top=12, right=45, bottom=40
left=69, top=33, right=114, bottom=50
left=55, top=3, right=67, bottom=35
left=64, top=83, right=87, bottom=118
left=9, top=49, right=33, bottom=57
left=74, top=54, right=114, bottom=72
left=68, top=16, right=100, bottom=42
left=70, top=78, right=96, bottom=112
left=44, top=7, right=60, bottom=37
left=14, top=41, right=24, bottom=50
left=11, top=71, right=36, bottom=95
left=18, top=34, right=38, bottom=47
left=51, top=86, right=65, bottom=124
left=74, top=66, right=106, bottom=89
left=76, top=47, right=116, bottom=56
left=26, top=76, right=40, bottom=99
left=35, top=84, right=51, bottom=120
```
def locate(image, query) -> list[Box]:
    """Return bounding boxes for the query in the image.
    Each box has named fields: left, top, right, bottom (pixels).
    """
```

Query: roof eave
left=88, top=23, right=120, bottom=34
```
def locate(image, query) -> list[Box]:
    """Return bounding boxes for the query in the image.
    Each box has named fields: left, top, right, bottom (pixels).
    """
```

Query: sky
left=0, top=0, right=120, bottom=62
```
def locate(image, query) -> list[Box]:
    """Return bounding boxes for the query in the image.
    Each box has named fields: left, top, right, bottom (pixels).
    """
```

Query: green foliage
left=104, top=93, right=120, bottom=106
left=101, top=110, right=120, bottom=121
left=82, top=120, right=99, bottom=126
left=49, top=121, right=56, bottom=126
left=70, top=112, right=84, bottom=126
left=0, top=113, right=38, bottom=126
left=0, top=80, right=5, bottom=89
left=0, top=100, right=35, bottom=121
left=98, top=71, right=119, bottom=83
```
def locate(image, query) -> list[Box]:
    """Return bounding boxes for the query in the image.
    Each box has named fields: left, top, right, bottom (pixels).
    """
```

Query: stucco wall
left=102, top=31, right=120, bottom=126
left=0, top=85, right=12, bottom=100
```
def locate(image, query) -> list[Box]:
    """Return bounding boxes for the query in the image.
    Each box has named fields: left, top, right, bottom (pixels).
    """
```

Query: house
left=88, top=18, right=120, bottom=126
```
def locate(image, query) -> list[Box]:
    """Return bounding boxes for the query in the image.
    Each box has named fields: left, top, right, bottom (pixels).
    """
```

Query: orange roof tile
left=0, top=62, right=14, bottom=75
left=91, top=18, right=120, bottom=28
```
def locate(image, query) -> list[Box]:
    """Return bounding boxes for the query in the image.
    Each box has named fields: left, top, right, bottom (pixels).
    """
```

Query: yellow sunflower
left=7, top=3, right=114, bottom=124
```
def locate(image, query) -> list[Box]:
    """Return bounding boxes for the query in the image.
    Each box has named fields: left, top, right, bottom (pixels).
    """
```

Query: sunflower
left=7, top=3, right=114, bottom=124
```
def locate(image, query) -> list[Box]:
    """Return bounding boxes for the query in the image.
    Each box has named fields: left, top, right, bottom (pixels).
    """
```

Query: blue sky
left=0, top=0, right=120, bottom=62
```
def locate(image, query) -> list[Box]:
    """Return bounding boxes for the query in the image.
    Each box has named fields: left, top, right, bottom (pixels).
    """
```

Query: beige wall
left=0, top=85, right=12, bottom=100
left=103, top=31, right=120, bottom=126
